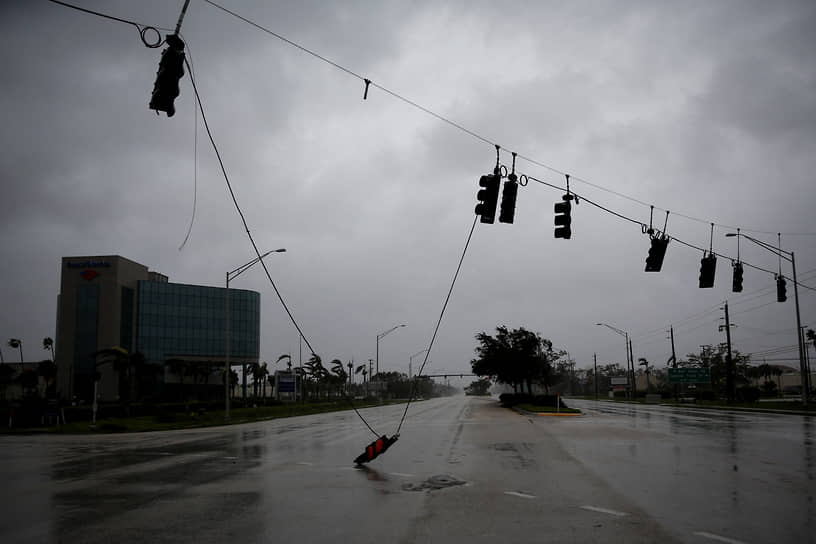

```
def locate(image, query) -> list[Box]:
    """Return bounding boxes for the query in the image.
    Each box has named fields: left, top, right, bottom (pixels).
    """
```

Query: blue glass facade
left=136, top=281, right=260, bottom=364
left=73, top=283, right=99, bottom=400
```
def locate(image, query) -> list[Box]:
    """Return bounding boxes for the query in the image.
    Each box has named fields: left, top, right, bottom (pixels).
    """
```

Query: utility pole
left=723, top=302, right=735, bottom=402
left=593, top=353, right=598, bottom=401
left=626, top=334, right=635, bottom=400
left=669, top=326, right=678, bottom=400
left=629, top=338, right=636, bottom=400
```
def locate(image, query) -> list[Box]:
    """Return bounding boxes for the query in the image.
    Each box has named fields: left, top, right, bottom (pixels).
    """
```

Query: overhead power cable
left=201, top=0, right=816, bottom=238
left=396, top=215, right=479, bottom=435
left=184, top=56, right=383, bottom=438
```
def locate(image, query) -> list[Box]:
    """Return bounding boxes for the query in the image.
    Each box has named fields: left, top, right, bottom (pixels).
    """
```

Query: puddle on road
left=402, top=474, right=466, bottom=492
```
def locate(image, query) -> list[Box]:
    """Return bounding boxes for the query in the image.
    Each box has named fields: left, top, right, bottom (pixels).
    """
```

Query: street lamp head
left=274, top=248, right=287, bottom=252
left=725, top=233, right=738, bottom=237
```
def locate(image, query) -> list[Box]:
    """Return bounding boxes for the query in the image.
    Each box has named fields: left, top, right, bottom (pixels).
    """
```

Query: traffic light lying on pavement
left=354, top=435, right=399, bottom=464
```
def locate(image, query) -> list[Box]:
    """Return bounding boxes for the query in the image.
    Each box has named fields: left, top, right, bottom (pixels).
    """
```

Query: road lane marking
left=580, top=505, right=628, bottom=517
left=296, top=461, right=313, bottom=466
left=390, top=472, right=414, bottom=478
left=504, top=491, right=536, bottom=499
left=693, top=531, right=747, bottom=544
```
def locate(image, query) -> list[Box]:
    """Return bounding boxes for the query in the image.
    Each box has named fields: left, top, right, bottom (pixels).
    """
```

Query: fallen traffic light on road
left=354, top=434, right=399, bottom=464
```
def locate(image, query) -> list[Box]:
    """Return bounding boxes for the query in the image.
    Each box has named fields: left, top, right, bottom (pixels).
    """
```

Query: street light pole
left=375, top=324, right=406, bottom=377
left=225, top=249, right=286, bottom=423
left=726, top=232, right=807, bottom=405
left=597, top=323, right=633, bottom=400
left=409, top=348, right=429, bottom=379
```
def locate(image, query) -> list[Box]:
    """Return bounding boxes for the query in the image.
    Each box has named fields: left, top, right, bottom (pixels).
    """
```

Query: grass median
left=3, top=399, right=414, bottom=434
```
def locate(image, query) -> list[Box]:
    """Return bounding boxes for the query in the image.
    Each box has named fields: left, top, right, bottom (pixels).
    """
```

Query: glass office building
left=136, top=281, right=260, bottom=363
left=55, top=256, right=260, bottom=402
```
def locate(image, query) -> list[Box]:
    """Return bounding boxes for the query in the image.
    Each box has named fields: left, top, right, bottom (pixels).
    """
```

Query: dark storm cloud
left=1, top=0, right=814, bottom=377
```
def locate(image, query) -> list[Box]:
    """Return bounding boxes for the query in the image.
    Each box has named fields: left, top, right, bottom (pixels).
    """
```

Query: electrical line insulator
left=699, top=253, right=717, bottom=288
left=149, top=34, right=185, bottom=117
left=645, top=237, right=669, bottom=272
left=776, top=275, right=787, bottom=302
left=499, top=176, right=518, bottom=224
left=475, top=174, right=500, bottom=224
left=554, top=195, right=572, bottom=239
left=732, top=262, right=744, bottom=293
left=354, top=434, right=398, bottom=464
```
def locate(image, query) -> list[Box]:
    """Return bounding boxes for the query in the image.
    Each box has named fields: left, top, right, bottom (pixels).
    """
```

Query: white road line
left=693, top=531, right=748, bottom=544
left=504, top=491, right=536, bottom=499
left=296, top=461, right=313, bottom=466
left=580, top=505, right=628, bottom=517
left=389, top=472, right=414, bottom=478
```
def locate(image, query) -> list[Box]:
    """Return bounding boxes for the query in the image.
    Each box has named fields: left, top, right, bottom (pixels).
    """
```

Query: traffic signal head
left=777, top=275, right=787, bottom=302
left=499, top=176, right=519, bottom=224
left=475, top=174, right=500, bottom=224
left=353, top=434, right=399, bottom=464
left=698, top=253, right=717, bottom=288
left=149, top=34, right=185, bottom=117
left=644, top=236, right=669, bottom=272
left=554, top=196, right=572, bottom=239
left=732, top=262, right=743, bottom=293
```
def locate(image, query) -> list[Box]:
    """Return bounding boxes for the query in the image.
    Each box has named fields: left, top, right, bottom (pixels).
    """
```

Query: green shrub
left=736, top=386, right=761, bottom=403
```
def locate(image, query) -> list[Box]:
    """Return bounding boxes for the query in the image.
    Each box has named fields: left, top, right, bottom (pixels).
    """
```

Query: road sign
left=610, top=377, right=628, bottom=385
left=276, top=371, right=296, bottom=393
left=668, top=368, right=711, bottom=384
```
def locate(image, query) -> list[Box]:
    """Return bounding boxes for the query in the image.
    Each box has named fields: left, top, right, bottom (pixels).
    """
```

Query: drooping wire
left=178, top=38, right=198, bottom=251
left=183, top=56, right=381, bottom=438
left=396, top=215, right=479, bottom=435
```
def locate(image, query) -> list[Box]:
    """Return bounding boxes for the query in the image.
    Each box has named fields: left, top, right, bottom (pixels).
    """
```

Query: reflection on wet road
left=561, top=400, right=815, bottom=544
left=0, top=397, right=811, bottom=543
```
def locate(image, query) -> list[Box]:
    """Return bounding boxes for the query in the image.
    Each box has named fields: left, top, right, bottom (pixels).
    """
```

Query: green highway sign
left=668, top=368, right=711, bottom=384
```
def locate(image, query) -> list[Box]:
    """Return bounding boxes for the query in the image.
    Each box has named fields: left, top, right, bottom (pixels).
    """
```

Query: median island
left=499, top=393, right=581, bottom=415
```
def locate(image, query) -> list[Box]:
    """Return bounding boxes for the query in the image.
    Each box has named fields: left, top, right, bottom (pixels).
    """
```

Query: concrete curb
left=513, top=407, right=582, bottom=417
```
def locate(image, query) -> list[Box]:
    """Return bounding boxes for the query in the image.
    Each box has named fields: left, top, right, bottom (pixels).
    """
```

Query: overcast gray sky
left=2, top=0, right=815, bottom=381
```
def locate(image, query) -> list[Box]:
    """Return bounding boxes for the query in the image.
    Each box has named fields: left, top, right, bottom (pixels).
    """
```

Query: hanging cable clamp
left=563, top=174, right=574, bottom=201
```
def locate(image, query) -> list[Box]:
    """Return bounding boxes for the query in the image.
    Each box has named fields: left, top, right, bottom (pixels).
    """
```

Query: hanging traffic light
left=354, top=434, right=399, bottom=464
left=554, top=195, right=572, bottom=239
left=699, top=253, right=717, bottom=288
left=644, top=236, right=669, bottom=272
left=149, top=34, right=186, bottom=117
left=732, top=262, right=743, bottom=292
left=777, top=275, right=787, bottom=302
left=499, top=174, right=518, bottom=224
left=475, top=174, right=500, bottom=224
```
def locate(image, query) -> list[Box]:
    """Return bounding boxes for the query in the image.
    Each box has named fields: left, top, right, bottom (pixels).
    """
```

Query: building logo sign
left=80, top=270, right=99, bottom=281
left=67, top=260, right=111, bottom=268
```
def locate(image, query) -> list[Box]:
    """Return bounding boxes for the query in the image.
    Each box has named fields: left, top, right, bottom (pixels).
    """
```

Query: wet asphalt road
left=0, top=396, right=812, bottom=543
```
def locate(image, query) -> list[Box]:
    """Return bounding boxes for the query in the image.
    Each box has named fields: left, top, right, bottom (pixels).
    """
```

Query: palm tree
left=166, top=358, right=190, bottom=402
left=8, top=339, right=24, bottom=363
left=329, top=359, right=347, bottom=398
left=305, top=354, right=328, bottom=400
left=42, top=337, right=54, bottom=361
left=638, top=358, right=652, bottom=393
left=347, top=361, right=353, bottom=385
left=18, top=369, right=39, bottom=397
left=38, top=359, right=57, bottom=398
left=246, top=362, right=261, bottom=400
left=91, top=347, right=133, bottom=408
left=252, top=362, right=269, bottom=400
left=0, top=364, right=15, bottom=401
left=277, top=353, right=292, bottom=370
